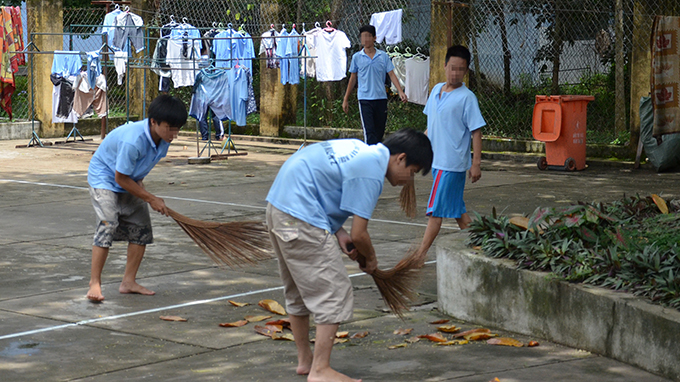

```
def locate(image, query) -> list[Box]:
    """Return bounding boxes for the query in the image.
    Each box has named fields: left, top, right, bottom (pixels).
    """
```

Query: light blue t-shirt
left=349, top=49, right=394, bottom=100
left=229, top=66, right=249, bottom=126
left=266, top=139, right=389, bottom=233
left=423, top=83, right=486, bottom=172
left=88, top=119, right=171, bottom=193
left=51, top=51, right=82, bottom=77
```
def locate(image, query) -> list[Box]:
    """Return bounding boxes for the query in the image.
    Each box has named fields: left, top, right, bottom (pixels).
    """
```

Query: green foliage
left=467, top=195, right=680, bottom=310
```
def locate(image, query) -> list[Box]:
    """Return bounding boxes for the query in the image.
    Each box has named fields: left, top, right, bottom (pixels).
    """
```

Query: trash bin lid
left=556, top=95, right=595, bottom=102
left=532, top=101, right=562, bottom=142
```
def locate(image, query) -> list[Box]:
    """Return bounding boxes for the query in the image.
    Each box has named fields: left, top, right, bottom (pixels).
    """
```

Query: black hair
left=148, top=94, right=188, bottom=128
left=359, top=25, right=376, bottom=38
left=445, top=45, right=471, bottom=67
left=382, top=128, right=433, bottom=175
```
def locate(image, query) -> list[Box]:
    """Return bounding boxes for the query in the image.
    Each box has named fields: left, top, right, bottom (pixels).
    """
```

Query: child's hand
left=399, top=92, right=408, bottom=103
left=342, top=99, right=349, bottom=114
left=149, top=196, right=169, bottom=216
left=469, top=164, right=481, bottom=183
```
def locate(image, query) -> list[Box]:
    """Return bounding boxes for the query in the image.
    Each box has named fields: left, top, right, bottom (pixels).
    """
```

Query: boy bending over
left=86, top=94, right=188, bottom=302
left=266, top=129, right=432, bottom=382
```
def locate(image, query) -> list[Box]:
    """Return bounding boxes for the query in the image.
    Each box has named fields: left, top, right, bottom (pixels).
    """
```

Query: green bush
left=467, top=195, right=680, bottom=310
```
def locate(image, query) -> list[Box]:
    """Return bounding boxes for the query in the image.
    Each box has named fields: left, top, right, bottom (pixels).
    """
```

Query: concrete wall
left=437, top=237, right=680, bottom=381
left=0, top=121, right=40, bottom=140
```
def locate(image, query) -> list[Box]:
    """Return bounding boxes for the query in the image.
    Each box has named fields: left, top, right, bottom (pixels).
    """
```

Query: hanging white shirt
left=390, top=55, right=406, bottom=94
left=370, top=9, right=403, bottom=45
left=405, top=56, right=430, bottom=105
left=314, top=29, right=351, bottom=82
left=300, top=27, right=322, bottom=78
left=113, top=51, right=128, bottom=86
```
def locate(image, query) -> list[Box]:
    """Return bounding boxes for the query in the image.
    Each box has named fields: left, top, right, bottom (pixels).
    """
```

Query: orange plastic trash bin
left=532, top=95, right=594, bottom=171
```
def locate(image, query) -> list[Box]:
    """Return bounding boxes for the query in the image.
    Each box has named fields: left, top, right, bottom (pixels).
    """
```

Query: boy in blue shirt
left=419, top=45, right=486, bottom=255
left=343, top=25, right=407, bottom=145
left=266, top=128, right=432, bottom=382
left=86, top=95, right=188, bottom=302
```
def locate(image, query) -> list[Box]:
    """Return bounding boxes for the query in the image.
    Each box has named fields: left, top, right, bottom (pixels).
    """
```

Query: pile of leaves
left=467, top=194, right=680, bottom=310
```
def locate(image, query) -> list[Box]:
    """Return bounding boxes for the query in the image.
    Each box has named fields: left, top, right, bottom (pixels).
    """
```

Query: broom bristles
left=359, top=246, right=427, bottom=318
left=167, top=208, right=272, bottom=268
left=399, top=178, right=417, bottom=218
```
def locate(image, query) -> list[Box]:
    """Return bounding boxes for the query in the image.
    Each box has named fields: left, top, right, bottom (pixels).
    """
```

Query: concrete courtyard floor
left=0, top=134, right=678, bottom=382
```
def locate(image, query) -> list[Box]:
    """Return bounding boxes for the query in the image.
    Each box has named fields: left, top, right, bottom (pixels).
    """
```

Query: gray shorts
left=89, top=186, right=153, bottom=247
left=266, top=203, right=354, bottom=325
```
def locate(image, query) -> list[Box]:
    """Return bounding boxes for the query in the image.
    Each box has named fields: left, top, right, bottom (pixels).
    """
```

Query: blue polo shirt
left=266, top=139, right=389, bottom=233
left=424, top=83, right=486, bottom=172
left=349, top=49, right=394, bottom=100
left=88, top=119, right=171, bottom=193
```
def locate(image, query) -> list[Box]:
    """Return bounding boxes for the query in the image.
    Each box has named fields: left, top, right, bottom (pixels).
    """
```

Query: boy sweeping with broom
left=266, top=128, right=432, bottom=382
left=86, top=94, right=187, bottom=302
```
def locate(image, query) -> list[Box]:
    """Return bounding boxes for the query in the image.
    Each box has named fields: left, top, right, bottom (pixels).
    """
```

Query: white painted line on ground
left=0, top=260, right=437, bottom=341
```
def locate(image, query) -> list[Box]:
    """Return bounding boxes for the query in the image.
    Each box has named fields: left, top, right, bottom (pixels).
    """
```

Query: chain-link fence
left=23, top=1, right=679, bottom=143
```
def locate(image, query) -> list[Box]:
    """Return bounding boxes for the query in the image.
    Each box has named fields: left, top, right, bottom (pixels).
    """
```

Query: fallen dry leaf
left=334, top=338, right=349, bottom=344
left=265, top=319, right=291, bottom=328
left=527, top=341, right=540, bottom=347
left=652, top=194, right=669, bottom=214
left=429, top=319, right=450, bottom=325
left=489, top=378, right=501, bottom=382
left=388, top=343, right=408, bottom=349
left=335, top=331, right=349, bottom=338
left=266, top=324, right=283, bottom=332
left=258, top=299, right=287, bottom=315
left=437, top=339, right=469, bottom=346
left=465, top=332, right=497, bottom=341
left=393, top=328, right=414, bottom=335
left=159, top=315, right=187, bottom=322
left=453, top=328, right=490, bottom=338
left=437, top=325, right=460, bottom=333
left=254, top=325, right=278, bottom=337
left=350, top=331, right=369, bottom=339
left=487, top=337, right=524, bottom=347
left=405, top=336, right=420, bottom=344
left=218, top=320, right=248, bottom=328
left=228, top=300, right=250, bottom=307
left=272, top=332, right=295, bottom=341
left=245, top=315, right=272, bottom=323
left=417, top=333, right=447, bottom=342
left=509, top=216, right=530, bottom=230
left=245, top=174, right=255, bottom=177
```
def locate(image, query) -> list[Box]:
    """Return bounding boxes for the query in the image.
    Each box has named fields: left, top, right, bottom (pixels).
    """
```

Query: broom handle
left=346, top=243, right=367, bottom=268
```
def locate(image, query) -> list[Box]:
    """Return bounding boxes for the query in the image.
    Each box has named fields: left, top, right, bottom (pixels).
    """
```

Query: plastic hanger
left=314, top=21, right=320, bottom=29
left=324, top=20, right=335, bottom=32
left=123, top=5, right=129, bottom=12
left=403, top=47, right=413, bottom=58
left=415, top=47, right=427, bottom=59
left=182, top=17, right=188, bottom=25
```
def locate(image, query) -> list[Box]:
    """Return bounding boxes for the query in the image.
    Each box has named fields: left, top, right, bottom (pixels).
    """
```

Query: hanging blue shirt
left=212, top=29, right=238, bottom=68
left=266, top=139, right=389, bottom=233
left=86, top=51, right=101, bottom=91
left=286, top=29, right=300, bottom=85
left=51, top=51, right=82, bottom=77
left=423, top=83, right=486, bottom=172
left=229, top=66, right=249, bottom=126
left=349, top=49, right=394, bottom=100
left=101, top=9, right=122, bottom=50
left=276, top=29, right=289, bottom=85
left=88, top=119, right=171, bottom=193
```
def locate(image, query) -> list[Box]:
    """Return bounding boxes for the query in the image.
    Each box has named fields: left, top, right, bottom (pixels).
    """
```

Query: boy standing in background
left=343, top=25, right=407, bottom=145
left=419, top=45, right=486, bottom=254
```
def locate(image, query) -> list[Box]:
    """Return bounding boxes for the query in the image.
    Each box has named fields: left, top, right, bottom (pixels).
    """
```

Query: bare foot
left=297, top=352, right=313, bottom=375
left=119, top=281, right=155, bottom=295
left=308, top=367, right=361, bottom=382
left=87, top=283, right=105, bottom=302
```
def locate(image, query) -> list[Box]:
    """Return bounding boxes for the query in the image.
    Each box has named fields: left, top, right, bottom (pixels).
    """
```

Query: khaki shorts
left=266, top=203, right=353, bottom=325
left=89, top=186, right=153, bottom=247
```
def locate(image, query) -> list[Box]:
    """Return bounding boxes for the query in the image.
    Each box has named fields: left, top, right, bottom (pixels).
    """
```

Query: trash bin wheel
left=564, top=157, right=576, bottom=171
left=537, top=157, right=548, bottom=170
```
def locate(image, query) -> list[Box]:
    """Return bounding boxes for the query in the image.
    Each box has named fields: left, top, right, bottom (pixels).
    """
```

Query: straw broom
left=167, top=208, right=272, bottom=268
left=399, top=176, right=417, bottom=218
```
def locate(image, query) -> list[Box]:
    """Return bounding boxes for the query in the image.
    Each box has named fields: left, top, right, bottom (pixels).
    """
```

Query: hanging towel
left=370, top=9, right=402, bottom=45
left=651, top=16, right=680, bottom=139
